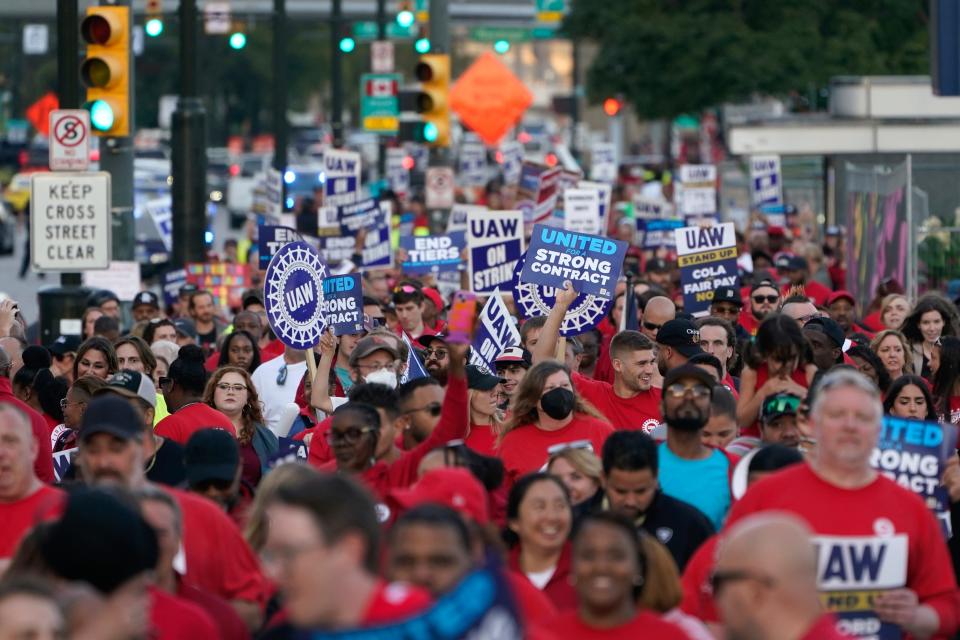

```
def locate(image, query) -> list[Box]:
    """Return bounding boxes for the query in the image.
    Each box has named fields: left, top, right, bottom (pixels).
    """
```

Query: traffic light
left=603, top=97, right=622, bottom=117
left=145, top=0, right=163, bottom=36
left=397, top=0, right=415, bottom=28
left=414, top=38, right=431, bottom=54
left=398, top=54, right=449, bottom=146
left=339, top=37, right=356, bottom=53
left=80, top=6, right=130, bottom=136
left=229, top=32, right=247, bottom=50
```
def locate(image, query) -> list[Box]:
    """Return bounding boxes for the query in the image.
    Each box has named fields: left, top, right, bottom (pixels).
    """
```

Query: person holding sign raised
left=532, top=281, right=664, bottom=435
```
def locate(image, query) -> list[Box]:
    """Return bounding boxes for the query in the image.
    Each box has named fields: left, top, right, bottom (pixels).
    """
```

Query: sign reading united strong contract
left=512, top=253, right=613, bottom=336
left=520, top=224, right=627, bottom=300
left=264, top=241, right=329, bottom=350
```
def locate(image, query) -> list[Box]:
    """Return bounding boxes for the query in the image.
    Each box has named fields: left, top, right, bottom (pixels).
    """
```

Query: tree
left=564, top=0, right=929, bottom=119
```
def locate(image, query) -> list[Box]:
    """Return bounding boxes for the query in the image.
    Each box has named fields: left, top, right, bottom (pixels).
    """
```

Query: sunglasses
left=709, top=569, right=773, bottom=595
left=711, top=304, right=740, bottom=315
left=547, top=439, right=595, bottom=456
left=642, top=321, right=662, bottom=332
left=753, top=295, right=779, bottom=304
left=762, top=395, right=801, bottom=416
left=394, top=285, right=419, bottom=294
left=422, top=348, right=448, bottom=361
left=326, top=426, right=378, bottom=445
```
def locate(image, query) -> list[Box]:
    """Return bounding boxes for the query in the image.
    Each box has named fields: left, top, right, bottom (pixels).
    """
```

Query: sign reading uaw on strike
left=468, top=209, right=524, bottom=296
left=520, top=224, right=626, bottom=300
left=675, top=222, right=738, bottom=316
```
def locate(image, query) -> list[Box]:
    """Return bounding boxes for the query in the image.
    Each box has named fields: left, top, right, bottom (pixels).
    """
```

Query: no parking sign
left=264, top=241, right=330, bottom=350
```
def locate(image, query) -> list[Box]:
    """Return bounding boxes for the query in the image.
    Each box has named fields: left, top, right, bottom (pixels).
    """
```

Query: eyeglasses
left=642, top=321, right=662, bottom=332
left=356, top=362, right=398, bottom=373
left=326, top=427, right=378, bottom=445
left=60, top=398, right=85, bottom=410
left=404, top=403, right=442, bottom=418
left=547, top=439, right=595, bottom=456
left=665, top=383, right=711, bottom=399
left=276, top=364, right=288, bottom=386
left=216, top=383, right=248, bottom=393
left=753, top=295, right=779, bottom=304
left=422, top=348, right=448, bottom=361
left=711, top=305, right=740, bottom=315
left=709, top=569, right=774, bottom=595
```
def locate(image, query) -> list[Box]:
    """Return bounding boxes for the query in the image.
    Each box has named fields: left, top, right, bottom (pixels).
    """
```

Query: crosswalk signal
left=80, top=6, right=130, bottom=136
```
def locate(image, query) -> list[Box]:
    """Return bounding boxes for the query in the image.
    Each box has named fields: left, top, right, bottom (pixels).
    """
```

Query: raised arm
left=531, top=280, right=578, bottom=366
left=309, top=328, right=338, bottom=414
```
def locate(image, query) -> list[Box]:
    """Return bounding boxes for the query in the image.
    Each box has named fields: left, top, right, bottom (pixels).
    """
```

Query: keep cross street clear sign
left=30, top=172, right=111, bottom=271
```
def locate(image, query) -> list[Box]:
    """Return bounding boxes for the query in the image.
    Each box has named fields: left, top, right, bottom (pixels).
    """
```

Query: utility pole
left=331, top=0, right=344, bottom=148
left=273, top=0, right=287, bottom=205
left=171, top=0, right=208, bottom=266
left=428, top=0, right=450, bottom=168
left=375, top=0, right=386, bottom=181
left=570, top=38, right=580, bottom=161
left=57, top=0, right=81, bottom=287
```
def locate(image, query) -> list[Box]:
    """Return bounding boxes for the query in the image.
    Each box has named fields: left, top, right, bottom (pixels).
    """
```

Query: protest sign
left=520, top=224, right=626, bottom=300
left=360, top=203, right=392, bottom=269
left=590, top=142, right=617, bottom=182
left=399, top=232, right=466, bottom=274
left=52, top=448, right=77, bottom=483
left=759, top=204, right=787, bottom=228
left=578, top=180, right=612, bottom=231
left=500, top=141, right=523, bottom=185
left=307, top=564, right=522, bottom=640
left=872, top=416, right=958, bottom=534
left=321, top=273, right=364, bottom=336
left=643, top=218, right=684, bottom=250
left=338, top=198, right=380, bottom=233
left=264, top=241, right=329, bottom=350
left=82, top=261, right=141, bottom=301
left=318, top=235, right=356, bottom=266
left=469, top=289, right=521, bottom=373
left=562, top=188, right=601, bottom=235
left=186, top=263, right=251, bottom=309
left=145, top=196, right=172, bottom=252
left=674, top=222, right=739, bottom=316
left=162, top=268, right=187, bottom=307
left=447, top=204, right=486, bottom=235
left=386, top=147, right=409, bottom=198
left=259, top=225, right=301, bottom=269
left=266, top=437, right=309, bottom=469
left=516, top=162, right=561, bottom=225
left=467, top=209, right=524, bottom=295
left=323, top=149, right=361, bottom=207
left=512, top=254, right=613, bottom=336
left=750, top=154, right=783, bottom=208
left=459, top=142, right=487, bottom=187
left=677, top=164, right=717, bottom=221
left=399, top=331, right=429, bottom=384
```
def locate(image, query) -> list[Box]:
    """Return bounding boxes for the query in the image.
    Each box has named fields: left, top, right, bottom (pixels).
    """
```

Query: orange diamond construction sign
left=449, top=52, right=533, bottom=147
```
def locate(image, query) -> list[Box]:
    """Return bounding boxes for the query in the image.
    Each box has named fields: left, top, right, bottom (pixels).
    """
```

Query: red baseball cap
left=390, top=468, right=489, bottom=524
left=421, top=287, right=445, bottom=311
left=828, top=290, right=856, bottom=307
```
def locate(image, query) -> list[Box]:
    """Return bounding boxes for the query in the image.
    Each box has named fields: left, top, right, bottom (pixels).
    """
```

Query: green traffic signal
left=87, top=100, right=115, bottom=131
left=423, top=122, right=439, bottom=143
left=396, top=10, right=415, bottom=28
left=339, top=37, right=356, bottom=53
left=229, top=32, right=247, bottom=49
left=415, top=38, right=430, bottom=54
left=145, top=18, right=163, bottom=37
left=494, top=39, right=510, bottom=54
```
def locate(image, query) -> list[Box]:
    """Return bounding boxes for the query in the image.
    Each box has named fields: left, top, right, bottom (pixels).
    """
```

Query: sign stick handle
left=555, top=337, right=566, bottom=362
left=304, top=347, right=318, bottom=387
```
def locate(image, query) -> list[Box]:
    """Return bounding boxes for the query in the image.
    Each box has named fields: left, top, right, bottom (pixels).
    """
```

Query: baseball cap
left=662, top=363, right=716, bottom=393
left=241, top=290, right=264, bottom=309
left=750, top=277, right=779, bottom=294
left=804, top=316, right=844, bottom=349
left=390, top=467, right=490, bottom=524
left=826, top=226, right=842, bottom=237
left=767, top=225, right=786, bottom=237
left=79, top=395, right=145, bottom=442
left=828, top=290, right=856, bottom=307
left=48, top=335, right=81, bottom=357
left=172, top=318, right=198, bottom=339
left=711, top=286, right=742, bottom=307
left=646, top=257, right=671, bottom=273
left=87, top=289, right=119, bottom=308
left=184, top=429, right=240, bottom=486
left=421, top=287, right=445, bottom=311
left=132, top=291, right=160, bottom=309
left=349, top=335, right=400, bottom=367
left=178, top=283, right=198, bottom=297
left=466, top=365, right=506, bottom=391
left=418, top=333, right=448, bottom=349
left=96, top=370, right=157, bottom=408
left=494, top=346, right=532, bottom=368
left=784, top=255, right=808, bottom=272
left=761, top=392, right=801, bottom=423
left=656, top=319, right=703, bottom=358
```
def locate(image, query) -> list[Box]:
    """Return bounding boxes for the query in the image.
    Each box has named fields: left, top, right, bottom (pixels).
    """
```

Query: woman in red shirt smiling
left=497, top=361, right=612, bottom=486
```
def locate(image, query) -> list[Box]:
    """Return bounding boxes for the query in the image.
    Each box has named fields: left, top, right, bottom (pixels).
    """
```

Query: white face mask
left=364, top=368, right=398, bottom=389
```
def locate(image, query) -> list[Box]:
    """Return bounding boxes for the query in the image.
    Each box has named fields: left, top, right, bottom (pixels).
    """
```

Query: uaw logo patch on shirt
left=814, top=534, right=908, bottom=639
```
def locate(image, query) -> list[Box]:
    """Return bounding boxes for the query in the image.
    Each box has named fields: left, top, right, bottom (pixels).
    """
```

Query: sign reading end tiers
left=30, top=172, right=111, bottom=272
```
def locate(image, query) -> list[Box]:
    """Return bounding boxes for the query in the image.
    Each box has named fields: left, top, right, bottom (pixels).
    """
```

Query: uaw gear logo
left=264, top=241, right=329, bottom=350
left=512, top=254, right=613, bottom=336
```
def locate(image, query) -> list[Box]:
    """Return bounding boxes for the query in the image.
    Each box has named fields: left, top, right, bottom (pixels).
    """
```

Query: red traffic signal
left=603, top=97, right=622, bottom=117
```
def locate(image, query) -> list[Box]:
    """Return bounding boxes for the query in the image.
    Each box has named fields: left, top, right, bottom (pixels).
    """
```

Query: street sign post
left=371, top=41, right=395, bottom=73
left=49, top=110, right=90, bottom=171
left=30, top=172, right=111, bottom=272
left=23, top=24, right=49, bottom=55
left=204, top=1, right=231, bottom=34
left=360, top=73, right=401, bottom=134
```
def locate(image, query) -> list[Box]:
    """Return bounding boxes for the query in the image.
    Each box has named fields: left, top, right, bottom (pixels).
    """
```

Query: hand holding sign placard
left=512, top=253, right=613, bottom=336
left=520, top=224, right=627, bottom=300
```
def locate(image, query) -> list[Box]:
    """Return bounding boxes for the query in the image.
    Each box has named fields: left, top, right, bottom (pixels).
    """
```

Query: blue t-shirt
left=657, top=442, right=731, bottom=529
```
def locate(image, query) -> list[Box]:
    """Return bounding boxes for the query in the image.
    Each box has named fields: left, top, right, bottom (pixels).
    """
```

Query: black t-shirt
left=198, top=328, right=217, bottom=355
left=147, top=437, right=187, bottom=488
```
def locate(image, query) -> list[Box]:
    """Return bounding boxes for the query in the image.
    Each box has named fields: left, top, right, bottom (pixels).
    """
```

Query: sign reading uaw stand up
left=264, top=241, right=329, bottom=350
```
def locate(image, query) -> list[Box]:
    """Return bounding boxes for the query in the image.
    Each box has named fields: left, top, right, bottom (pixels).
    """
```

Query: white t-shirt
left=525, top=567, right=556, bottom=590
left=250, top=357, right=308, bottom=437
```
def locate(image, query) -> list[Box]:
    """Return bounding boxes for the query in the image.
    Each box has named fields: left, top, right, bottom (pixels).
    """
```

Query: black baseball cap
left=804, top=316, right=844, bottom=349
left=656, top=319, right=703, bottom=358
left=79, top=395, right=145, bottom=442
left=761, top=392, right=801, bottom=423
left=662, top=364, right=716, bottom=394
left=646, top=258, right=671, bottom=273
left=184, top=429, right=240, bottom=486
left=711, top=286, right=742, bottom=307
left=172, top=318, right=198, bottom=339
left=418, top=334, right=448, bottom=349
left=132, top=291, right=160, bottom=309
left=48, top=335, right=81, bottom=357
left=178, top=283, right=198, bottom=297
left=466, top=365, right=506, bottom=391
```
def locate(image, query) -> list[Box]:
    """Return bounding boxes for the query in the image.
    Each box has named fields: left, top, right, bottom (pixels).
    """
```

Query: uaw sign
left=675, top=222, right=738, bottom=317
left=512, top=253, right=613, bottom=336
left=264, top=241, right=329, bottom=350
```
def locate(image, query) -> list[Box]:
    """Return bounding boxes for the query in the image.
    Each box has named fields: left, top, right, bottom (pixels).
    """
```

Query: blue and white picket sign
left=674, top=222, right=739, bottom=317
left=750, top=155, right=783, bottom=208
left=467, top=209, right=524, bottom=296
left=264, top=241, right=329, bottom=350
left=323, top=149, right=361, bottom=207
left=400, top=232, right=466, bottom=274
left=259, top=225, right=301, bottom=270
left=520, top=224, right=626, bottom=300
left=321, top=273, right=364, bottom=336
left=469, top=288, right=521, bottom=373
left=512, top=253, right=613, bottom=337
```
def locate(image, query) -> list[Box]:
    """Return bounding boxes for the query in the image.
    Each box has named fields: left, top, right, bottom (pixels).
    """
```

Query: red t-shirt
left=508, top=543, right=577, bottom=611
left=260, top=340, right=285, bottom=363
left=169, top=488, right=269, bottom=606
left=0, top=485, right=64, bottom=558
left=505, top=571, right=557, bottom=627
left=679, top=534, right=720, bottom=623
left=737, top=308, right=761, bottom=337
left=726, top=464, right=960, bottom=638
left=498, top=414, right=613, bottom=485
left=149, top=586, right=219, bottom=640
left=0, top=382, right=55, bottom=484
left=721, top=373, right=740, bottom=400
left=537, top=610, right=690, bottom=640
left=572, top=372, right=662, bottom=433
left=465, top=423, right=497, bottom=457
left=176, top=580, right=250, bottom=640
left=156, top=403, right=238, bottom=445
left=360, top=580, right=432, bottom=625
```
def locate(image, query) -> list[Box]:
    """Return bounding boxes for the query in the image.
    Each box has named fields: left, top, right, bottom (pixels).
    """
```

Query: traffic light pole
left=428, top=0, right=450, bottom=167
left=375, top=0, right=386, bottom=181
left=273, top=0, right=288, bottom=202
left=172, top=0, right=208, bottom=266
left=331, top=0, right=344, bottom=148
left=57, top=0, right=82, bottom=287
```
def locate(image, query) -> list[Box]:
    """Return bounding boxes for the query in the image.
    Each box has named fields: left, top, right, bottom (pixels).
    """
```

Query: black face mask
left=540, top=387, right=575, bottom=420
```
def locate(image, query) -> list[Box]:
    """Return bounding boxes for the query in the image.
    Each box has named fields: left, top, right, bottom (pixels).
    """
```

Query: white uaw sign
left=30, top=172, right=111, bottom=271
